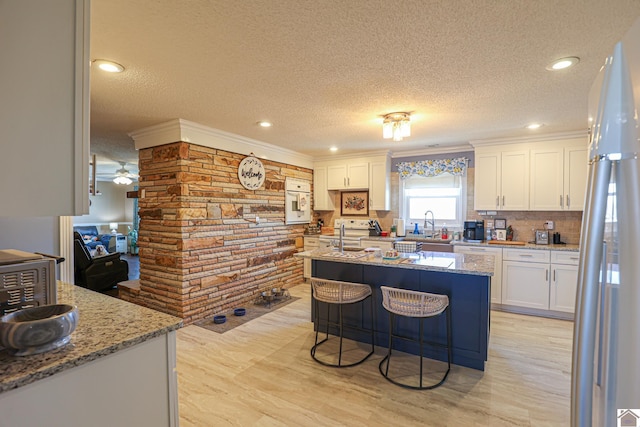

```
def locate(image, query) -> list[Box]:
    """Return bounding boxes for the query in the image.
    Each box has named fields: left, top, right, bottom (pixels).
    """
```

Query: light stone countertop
left=0, top=281, right=183, bottom=394
left=451, top=241, right=580, bottom=252
left=297, top=248, right=494, bottom=277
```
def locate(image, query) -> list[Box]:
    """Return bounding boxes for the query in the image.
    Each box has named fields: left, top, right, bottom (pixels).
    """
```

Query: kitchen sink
left=342, top=246, right=364, bottom=252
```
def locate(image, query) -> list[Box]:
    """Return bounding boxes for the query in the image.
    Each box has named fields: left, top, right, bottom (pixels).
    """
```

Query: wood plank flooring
left=176, top=283, right=573, bottom=426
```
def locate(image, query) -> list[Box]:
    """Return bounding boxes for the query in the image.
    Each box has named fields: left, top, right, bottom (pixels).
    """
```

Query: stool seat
left=310, top=278, right=375, bottom=367
left=312, top=279, right=372, bottom=304
left=381, top=287, right=448, bottom=318
left=379, top=286, right=452, bottom=390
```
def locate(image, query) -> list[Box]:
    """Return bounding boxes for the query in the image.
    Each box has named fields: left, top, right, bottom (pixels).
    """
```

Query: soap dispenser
left=413, top=223, right=420, bottom=234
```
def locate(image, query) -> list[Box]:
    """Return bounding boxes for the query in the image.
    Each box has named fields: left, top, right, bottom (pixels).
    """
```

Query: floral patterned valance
left=397, top=157, right=467, bottom=179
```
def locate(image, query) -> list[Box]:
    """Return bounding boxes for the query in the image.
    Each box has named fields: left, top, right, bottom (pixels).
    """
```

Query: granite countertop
left=0, top=281, right=183, bottom=394
left=297, top=248, right=494, bottom=277
left=451, top=240, right=580, bottom=252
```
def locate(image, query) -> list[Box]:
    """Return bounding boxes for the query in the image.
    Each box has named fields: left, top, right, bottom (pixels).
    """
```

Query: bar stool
left=310, top=278, right=375, bottom=367
left=378, top=286, right=451, bottom=389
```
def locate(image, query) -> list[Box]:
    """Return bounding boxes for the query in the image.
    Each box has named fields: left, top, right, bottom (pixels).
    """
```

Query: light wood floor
left=176, top=283, right=573, bottom=426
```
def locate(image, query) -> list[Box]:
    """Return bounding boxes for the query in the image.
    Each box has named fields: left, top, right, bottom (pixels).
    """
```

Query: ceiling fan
left=95, top=161, right=139, bottom=184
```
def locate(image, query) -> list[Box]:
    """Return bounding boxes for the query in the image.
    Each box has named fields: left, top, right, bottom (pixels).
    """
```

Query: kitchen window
left=400, top=173, right=467, bottom=229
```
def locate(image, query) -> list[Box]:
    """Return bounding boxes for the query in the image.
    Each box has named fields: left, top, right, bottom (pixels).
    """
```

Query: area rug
left=194, top=296, right=300, bottom=334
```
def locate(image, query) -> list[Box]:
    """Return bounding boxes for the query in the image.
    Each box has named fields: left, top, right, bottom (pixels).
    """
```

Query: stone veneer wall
left=119, top=142, right=311, bottom=324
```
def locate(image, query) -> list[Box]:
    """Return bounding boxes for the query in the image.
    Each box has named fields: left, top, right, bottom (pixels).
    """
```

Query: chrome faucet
left=424, top=210, right=435, bottom=237
left=339, top=223, right=345, bottom=253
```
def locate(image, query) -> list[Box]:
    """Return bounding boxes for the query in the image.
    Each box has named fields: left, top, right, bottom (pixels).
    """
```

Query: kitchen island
left=0, top=281, right=183, bottom=427
left=304, top=249, right=494, bottom=371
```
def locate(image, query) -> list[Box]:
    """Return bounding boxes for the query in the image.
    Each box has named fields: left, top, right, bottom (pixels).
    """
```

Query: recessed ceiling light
left=329, top=147, right=338, bottom=152
left=257, top=121, right=272, bottom=128
left=93, top=59, right=124, bottom=73
left=546, top=57, right=580, bottom=71
left=526, top=123, right=543, bottom=130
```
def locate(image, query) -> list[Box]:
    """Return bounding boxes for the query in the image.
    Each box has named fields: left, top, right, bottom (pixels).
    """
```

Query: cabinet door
left=454, top=245, right=502, bottom=304
left=326, top=164, right=347, bottom=190
left=474, top=152, right=500, bottom=210
left=564, top=146, right=588, bottom=211
left=500, top=150, right=529, bottom=210
left=502, top=260, right=549, bottom=309
left=347, top=163, right=369, bottom=188
left=550, top=264, right=578, bottom=313
left=530, top=148, right=564, bottom=210
left=0, top=0, right=90, bottom=216
left=369, top=160, right=389, bottom=210
left=313, top=166, right=335, bottom=210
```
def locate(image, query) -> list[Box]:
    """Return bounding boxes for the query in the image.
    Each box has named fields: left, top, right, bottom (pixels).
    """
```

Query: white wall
left=73, top=181, right=135, bottom=234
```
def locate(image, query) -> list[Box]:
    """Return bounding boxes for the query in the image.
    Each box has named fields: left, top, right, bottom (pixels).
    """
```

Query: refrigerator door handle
left=596, top=241, right=607, bottom=387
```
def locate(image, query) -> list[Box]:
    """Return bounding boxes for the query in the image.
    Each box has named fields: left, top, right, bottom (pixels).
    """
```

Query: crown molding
left=129, top=119, right=314, bottom=169
left=469, top=130, right=588, bottom=148
left=313, top=149, right=391, bottom=162
left=390, top=144, right=473, bottom=158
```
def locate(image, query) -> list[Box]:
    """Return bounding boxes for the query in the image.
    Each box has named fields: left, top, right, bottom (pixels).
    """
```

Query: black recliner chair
left=73, top=232, right=129, bottom=292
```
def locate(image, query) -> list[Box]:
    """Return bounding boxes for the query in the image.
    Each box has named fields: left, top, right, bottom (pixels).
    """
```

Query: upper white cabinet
left=474, top=149, right=529, bottom=210
left=368, top=157, right=390, bottom=211
left=327, top=162, right=369, bottom=190
left=530, top=138, right=587, bottom=211
left=0, top=0, right=90, bottom=216
left=473, top=133, right=587, bottom=212
left=314, top=153, right=391, bottom=211
left=313, top=166, right=335, bottom=211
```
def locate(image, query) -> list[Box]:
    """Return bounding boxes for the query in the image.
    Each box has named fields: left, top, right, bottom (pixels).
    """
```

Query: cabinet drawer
left=503, top=248, right=550, bottom=263
left=454, top=245, right=502, bottom=255
left=551, top=250, right=580, bottom=265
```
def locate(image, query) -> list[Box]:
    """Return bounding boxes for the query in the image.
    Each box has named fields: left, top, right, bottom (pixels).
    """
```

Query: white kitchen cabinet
left=0, top=0, right=90, bottom=216
left=454, top=245, right=503, bottom=304
left=327, top=162, right=369, bottom=190
left=502, top=248, right=550, bottom=310
left=563, top=145, right=588, bottom=211
left=529, top=139, right=587, bottom=211
left=313, top=166, right=335, bottom=211
left=360, top=239, right=394, bottom=252
left=303, top=236, right=319, bottom=279
left=369, top=157, right=390, bottom=210
left=474, top=149, right=529, bottom=210
left=549, top=250, right=580, bottom=313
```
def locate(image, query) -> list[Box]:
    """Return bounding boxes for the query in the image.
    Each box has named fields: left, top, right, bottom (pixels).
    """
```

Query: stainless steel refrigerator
left=571, top=17, right=640, bottom=427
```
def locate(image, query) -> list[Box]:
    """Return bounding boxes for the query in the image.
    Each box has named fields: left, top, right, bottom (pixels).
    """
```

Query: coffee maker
left=464, top=220, right=485, bottom=241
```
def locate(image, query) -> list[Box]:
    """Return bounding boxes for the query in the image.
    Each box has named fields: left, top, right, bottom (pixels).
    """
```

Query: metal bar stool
left=310, top=278, right=375, bottom=367
left=378, top=286, right=451, bottom=389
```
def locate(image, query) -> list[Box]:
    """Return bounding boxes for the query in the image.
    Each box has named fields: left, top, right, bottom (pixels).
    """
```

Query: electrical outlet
left=256, top=216, right=260, bottom=224
left=546, top=221, right=554, bottom=230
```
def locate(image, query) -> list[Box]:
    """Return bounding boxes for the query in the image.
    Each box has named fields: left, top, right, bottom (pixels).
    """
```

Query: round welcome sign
left=238, top=155, right=265, bottom=190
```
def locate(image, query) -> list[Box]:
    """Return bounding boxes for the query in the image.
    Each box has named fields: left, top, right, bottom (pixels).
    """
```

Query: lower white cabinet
left=502, top=248, right=579, bottom=314
left=549, top=251, right=580, bottom=313
left=303, top=236, right=319, bottom=279
left=454, top=245, right=503, bottom=304
left=360, top=239, right=394, bottom=252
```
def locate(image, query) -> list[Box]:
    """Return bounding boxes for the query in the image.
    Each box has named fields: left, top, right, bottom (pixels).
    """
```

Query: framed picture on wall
left=341, top=191, right=369, bottom=216
left=494, top=218, right=507, bottom=230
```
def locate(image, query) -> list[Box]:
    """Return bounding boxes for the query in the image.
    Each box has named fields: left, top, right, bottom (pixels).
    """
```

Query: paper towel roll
left=396, top=219, right=406, bottom=236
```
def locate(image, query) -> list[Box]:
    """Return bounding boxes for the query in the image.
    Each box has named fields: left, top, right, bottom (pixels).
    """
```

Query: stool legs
left=310, top=296, right=374, bottom=368
left=379, top=306, right=451, bottom=390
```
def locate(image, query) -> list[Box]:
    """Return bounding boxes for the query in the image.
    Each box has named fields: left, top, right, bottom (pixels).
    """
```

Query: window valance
left=397, top=157, right=467, bottom=179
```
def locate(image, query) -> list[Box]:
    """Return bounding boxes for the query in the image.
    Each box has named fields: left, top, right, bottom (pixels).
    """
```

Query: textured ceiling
left=89, top=0, right=640, bottom=180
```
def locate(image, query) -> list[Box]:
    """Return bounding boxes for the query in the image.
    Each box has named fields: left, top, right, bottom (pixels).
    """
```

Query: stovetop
left=332, top=218, right=371, bottom=237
